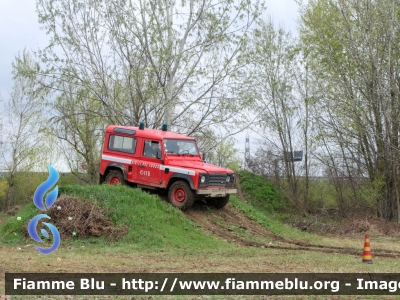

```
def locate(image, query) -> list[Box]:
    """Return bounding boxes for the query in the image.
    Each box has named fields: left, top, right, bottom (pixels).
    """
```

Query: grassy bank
left=0, top=185, right=224, bottom=251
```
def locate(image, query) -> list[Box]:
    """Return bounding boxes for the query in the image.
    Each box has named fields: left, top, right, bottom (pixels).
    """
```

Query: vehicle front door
left=137, top=140, right=162, bottom=187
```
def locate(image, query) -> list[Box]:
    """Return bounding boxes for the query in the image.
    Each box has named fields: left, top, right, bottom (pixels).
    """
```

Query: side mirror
left=156, top=150, right=162, bottom=160
left=202, top=152, right=206, bottom=162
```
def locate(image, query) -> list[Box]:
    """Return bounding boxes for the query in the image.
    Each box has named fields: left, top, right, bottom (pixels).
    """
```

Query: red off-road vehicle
left=99, top=125, right=237, bottom=210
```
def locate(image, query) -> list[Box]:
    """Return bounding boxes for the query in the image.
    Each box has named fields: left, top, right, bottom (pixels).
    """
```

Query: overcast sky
left=0, top=0, right=301, bottom=100
left=0, top=0, right=302, bottom=166
left=0, top=0, right=49, bottom=99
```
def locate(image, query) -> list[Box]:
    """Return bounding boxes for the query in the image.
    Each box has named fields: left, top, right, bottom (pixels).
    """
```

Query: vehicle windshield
left=164, top=139, right=199, bottom=155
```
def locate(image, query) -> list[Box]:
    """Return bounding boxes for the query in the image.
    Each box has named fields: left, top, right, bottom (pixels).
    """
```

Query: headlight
left=201, top=176, right=206, bottom=183
left=226, top=176, right=230, bottom=182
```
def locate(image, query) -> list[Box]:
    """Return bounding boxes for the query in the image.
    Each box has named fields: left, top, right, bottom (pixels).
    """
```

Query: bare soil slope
left=182, top=180, right=400, bottom=258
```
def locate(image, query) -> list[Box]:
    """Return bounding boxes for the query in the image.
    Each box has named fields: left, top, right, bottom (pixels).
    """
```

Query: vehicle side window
left=108, top=135, right=136, bottom=154
left=143, top=140, right=160, bottom=158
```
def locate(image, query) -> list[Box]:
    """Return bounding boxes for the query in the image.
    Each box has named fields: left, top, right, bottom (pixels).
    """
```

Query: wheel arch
left=102, top=163, right=128, bottom=182
left=166, top=174, right=195, bottom=191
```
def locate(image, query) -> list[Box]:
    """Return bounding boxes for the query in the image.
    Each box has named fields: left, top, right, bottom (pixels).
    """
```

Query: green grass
left=238, top=170, right=289, bottom=212
left=305, top=178, right=338, bottom=209
left=0, top=184, right=225, bottom=251
left=2, top=176, right=400, bottom=299
left=230, top=195, right=400, bottom=252
left=237, top=170, right=350, bottom=213
left=0, top=202, right=38, bottom=243
left=230, top=196, right=321, bottom=244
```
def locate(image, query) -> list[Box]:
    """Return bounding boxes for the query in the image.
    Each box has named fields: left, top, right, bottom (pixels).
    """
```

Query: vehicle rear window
left=108, top=135, right=136, bottom=154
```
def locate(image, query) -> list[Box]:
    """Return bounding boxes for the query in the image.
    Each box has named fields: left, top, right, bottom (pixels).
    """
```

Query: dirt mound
left=27, top=195, right=128, bottom=240
left=330, top=217, right=400, bottom=237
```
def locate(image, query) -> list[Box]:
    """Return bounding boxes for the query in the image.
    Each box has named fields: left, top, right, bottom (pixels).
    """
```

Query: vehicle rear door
left=107, top=133, right=138, bottom=182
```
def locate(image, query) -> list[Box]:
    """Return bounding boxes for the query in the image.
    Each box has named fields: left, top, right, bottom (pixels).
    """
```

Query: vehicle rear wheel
left=105, top=170, right=126, bottom=186
left=168, top=181, right=195, bottom=211
left=206, top=195, right=230, bottom=209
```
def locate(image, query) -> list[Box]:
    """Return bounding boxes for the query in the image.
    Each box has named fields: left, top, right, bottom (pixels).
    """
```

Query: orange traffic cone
left=362, top=234, right=373, bottom=264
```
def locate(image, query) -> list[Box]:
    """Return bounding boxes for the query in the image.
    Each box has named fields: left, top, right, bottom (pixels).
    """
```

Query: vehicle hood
left=165, top=159, right=233, bottom=174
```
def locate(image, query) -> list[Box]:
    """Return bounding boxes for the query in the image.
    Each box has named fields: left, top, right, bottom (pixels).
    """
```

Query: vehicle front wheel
left=168, top=181, right=195, bottom=211
left=105, top=170, right=126, bottom=186
left=206, top=195, right=230, bottom=209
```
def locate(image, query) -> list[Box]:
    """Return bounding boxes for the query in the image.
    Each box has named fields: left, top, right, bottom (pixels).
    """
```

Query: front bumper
left=195, top=188, right=237, bottom=197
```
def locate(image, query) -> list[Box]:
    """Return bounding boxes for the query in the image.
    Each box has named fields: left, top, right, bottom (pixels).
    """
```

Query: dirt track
left=184, top=201, right=400, bottom=258
left=181, top=175, right=400, bottom=258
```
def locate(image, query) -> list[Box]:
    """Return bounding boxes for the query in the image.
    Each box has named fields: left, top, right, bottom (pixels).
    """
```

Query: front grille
left=208, top=175, right=227, bottom=186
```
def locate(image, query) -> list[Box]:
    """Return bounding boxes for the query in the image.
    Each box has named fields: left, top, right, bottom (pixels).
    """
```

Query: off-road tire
left=105, top=170, right=126, bottom=186
left=168, top=181, right=195, bottom=211
left=206, top=195, right=230, bottom=209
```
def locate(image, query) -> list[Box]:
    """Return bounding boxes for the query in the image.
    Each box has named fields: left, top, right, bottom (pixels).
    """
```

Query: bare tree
left=21, top=0, right=263, bottom=135
left=48, top=83, right=106, bottom=184
left=0, top=52, right=53, bottom=209
left=300, top=0, right=400, bottom=220
left=9, top=0, right=266, bottom=183
left=243, top=18, right=306, bottom=209
left=206, top=137, right=242, bottom=171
